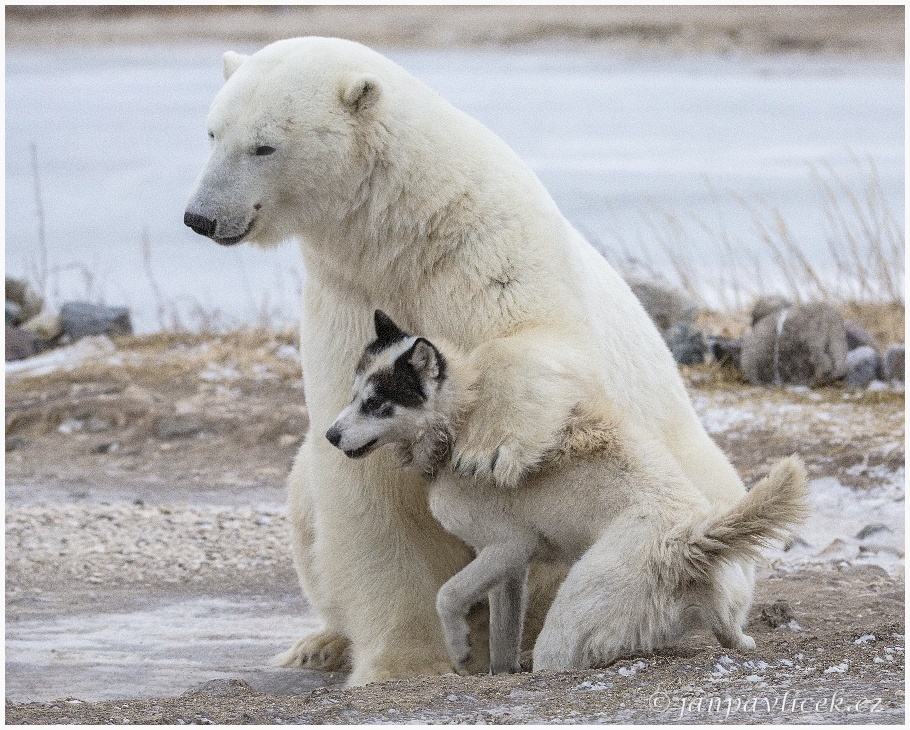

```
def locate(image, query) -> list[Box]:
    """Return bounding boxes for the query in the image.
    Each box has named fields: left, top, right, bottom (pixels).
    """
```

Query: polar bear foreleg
left=452, top=329, right=593, bottom=488
left=297, top=444, right=480, bottom=686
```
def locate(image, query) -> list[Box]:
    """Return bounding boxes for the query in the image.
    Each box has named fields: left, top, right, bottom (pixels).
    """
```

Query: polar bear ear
left=374, top=310, right=407, bottom=343
left=342, top=74, right=382, bottom=112
left=222, top=51, right=249, bottom=81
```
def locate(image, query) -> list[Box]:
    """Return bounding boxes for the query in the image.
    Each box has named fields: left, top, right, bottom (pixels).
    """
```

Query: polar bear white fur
left=185, top=37, right=746, bottom=686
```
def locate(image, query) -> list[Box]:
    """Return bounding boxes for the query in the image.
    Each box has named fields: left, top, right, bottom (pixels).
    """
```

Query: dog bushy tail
left=663, top=455, right=809, bottom=586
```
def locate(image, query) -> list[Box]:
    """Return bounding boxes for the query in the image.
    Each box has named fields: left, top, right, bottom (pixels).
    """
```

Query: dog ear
left=408, top=338, right=443, bottom=381
left=374, top=310, right=407, bottom=343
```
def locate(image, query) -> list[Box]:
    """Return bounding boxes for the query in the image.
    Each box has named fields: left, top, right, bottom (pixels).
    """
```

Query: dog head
left=326, top=310, right=449, bottom=460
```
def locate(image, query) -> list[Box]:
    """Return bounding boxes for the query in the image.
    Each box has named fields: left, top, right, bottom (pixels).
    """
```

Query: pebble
left=883, top=344, right=904, bottom=382
left=844, top=346, right=882, bottom=388
left=664, top=322, right=706, bottom=365
left=60, top=301, right=133, bottom=339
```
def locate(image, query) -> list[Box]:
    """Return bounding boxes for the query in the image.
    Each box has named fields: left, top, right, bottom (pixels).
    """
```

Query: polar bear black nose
left=183, top=211, right=217, bottom=238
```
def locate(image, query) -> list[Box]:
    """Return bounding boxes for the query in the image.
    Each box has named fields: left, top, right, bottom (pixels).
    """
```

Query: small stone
left=844, top=322, right=879, bottom=352
left=759, top=600, right=796, bottom=628
left=20, top=309, right=63, bottom=342
left=5, top=277, right=44, bottom=321
left=707, top=336, right=742, bottom=369
left=182, top=678, right=252, bottom=698
left=5, top=436, right=26, bottom=452
left=5, top=325, right=37, bottom=361
left=664, top=322, right=706, bottom=365
left=844, top=346, right=882, bottom=388
left=627, top=278, right=699, bottom=332
left=856, top=523, right=890, bottom=540
left=156, top=415, right=205, bottom=440
left=60, top=301, right=132, bottom=339
left=6, top=300, right=22, bottom=327
left=883, top=344, right=904, bottom=382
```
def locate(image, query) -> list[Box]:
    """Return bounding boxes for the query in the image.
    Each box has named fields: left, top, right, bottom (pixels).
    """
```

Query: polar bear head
left=184, top=38, right=389, bottom=247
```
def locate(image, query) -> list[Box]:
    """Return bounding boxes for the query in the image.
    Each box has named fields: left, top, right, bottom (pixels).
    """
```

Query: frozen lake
left=5, top=45, right=903, bottom=333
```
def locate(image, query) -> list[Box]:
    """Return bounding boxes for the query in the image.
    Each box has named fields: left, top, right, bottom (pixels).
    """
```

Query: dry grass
left=604, top=161, right=904, bottom=344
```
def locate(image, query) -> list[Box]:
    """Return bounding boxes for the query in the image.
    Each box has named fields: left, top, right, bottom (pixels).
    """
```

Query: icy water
left=5, top=45, right=903, bottom=332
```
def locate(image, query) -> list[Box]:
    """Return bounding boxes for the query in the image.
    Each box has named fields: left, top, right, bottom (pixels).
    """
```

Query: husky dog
left=327, top=310, right=809, bottom=674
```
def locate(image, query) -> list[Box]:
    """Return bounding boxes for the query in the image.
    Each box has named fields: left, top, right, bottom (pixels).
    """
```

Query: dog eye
left=255, top=145, right=275, bottom=156
left=362, top=396, right=394, bottom=417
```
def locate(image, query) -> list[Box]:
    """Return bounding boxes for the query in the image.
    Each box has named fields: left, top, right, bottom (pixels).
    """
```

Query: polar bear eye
left=255, top=145, right=276, bottom=156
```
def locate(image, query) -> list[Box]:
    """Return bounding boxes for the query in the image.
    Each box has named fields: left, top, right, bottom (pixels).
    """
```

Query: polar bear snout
left=183, top=211, right=217, bottom=238
left=183, top=207, right=256, bottom=246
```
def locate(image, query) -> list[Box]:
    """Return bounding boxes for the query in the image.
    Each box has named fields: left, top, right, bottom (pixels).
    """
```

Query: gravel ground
left=5, top=330, right=904, bottom=723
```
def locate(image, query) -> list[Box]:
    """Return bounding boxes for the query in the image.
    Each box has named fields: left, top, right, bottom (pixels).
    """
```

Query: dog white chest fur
left=329, top=312, right=808, bottom=673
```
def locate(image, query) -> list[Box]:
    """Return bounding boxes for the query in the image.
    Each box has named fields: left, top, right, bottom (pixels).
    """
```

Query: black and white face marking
left=326, top=312, right=447, bottom=459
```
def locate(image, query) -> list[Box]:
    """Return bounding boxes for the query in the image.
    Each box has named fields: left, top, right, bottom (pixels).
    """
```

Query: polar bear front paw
left=273, top=629, right=352, bottom=671
left=452, top=437, right=534, bottom=489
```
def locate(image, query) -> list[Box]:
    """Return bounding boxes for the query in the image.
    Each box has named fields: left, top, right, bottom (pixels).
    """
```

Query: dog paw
left=273, top=629, right=352, bottom=671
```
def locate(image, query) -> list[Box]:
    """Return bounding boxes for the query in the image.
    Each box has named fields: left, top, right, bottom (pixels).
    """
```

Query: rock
left=5, top=325, right=37, bottom=361
left=6, top=436, right=27, bottom=452
left=750, top=295, right=792, bottom=327
left=844, top=322, right=879, bottom=352
left=6, top=301, right=23, bottom=327
left=856, top=523, right=890, bottom=540
left=182, top=678, right=252, bottom=698
left=882, top=344, right=904, bottom=382
left=664, top=322, right=705, bottom=365
left=706, top=336, right=742, bottom=369
left=60, top=301, right=132, bottom=339
left=627, top=278, right=699, bottom=333
left=5, top=277, right=44, bottom=322
left=740, top=302, right=849, bottom=387
left=844, top=346, right=882, bottom=388
left=156, top=415, right=205, bottom=440
left=20, top=309, right=63, bottom=342
left=758, top=600, right=796, bottom=628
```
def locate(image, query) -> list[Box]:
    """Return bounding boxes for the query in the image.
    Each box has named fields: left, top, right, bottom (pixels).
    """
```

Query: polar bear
left=184, top=37, right=746, bottom=686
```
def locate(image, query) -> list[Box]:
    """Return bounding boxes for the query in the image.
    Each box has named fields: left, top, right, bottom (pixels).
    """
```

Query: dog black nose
left=184, top=211, right=217, bottom=238
left=325, top=426, right=342, bottom=447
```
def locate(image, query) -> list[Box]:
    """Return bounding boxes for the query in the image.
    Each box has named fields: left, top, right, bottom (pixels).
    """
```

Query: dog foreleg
left=488, top=569, right=528, bottom=674
left=436, top=538, right=538, bottom=674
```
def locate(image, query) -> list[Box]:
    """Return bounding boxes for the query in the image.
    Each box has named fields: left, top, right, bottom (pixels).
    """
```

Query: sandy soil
left=5, top=331, right=904, bottom=723
left=5, top=5, right=903, bottom=57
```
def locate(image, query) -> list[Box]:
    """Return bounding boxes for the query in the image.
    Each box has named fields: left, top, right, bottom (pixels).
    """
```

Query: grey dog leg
left=489, top=570, right=527, bottom=674
left=437, top=540, right=537, bottom=674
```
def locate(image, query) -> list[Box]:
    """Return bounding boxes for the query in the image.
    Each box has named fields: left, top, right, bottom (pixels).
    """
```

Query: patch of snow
left=695, top=402, right=756, bottom=434
left=617, top=660, right=648, bottom=677
left=5, top=336, right=117, bottom=379
left=573, top=681, right=609, bottom=691
left=199, top=364, right=242, bottom=382
left=766, top=475, right=904, bottom=576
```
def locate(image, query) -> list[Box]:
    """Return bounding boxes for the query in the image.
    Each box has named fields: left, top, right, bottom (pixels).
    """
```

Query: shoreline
left=6, top=5, right=904, bottom=58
